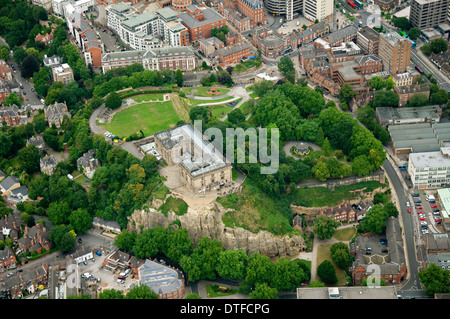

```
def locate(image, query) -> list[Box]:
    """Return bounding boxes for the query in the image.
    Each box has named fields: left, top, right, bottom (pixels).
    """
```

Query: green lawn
left=209, top=98, right=242, bottom=118
left=290, top=180, right=387, bottom=207
left=103, top=100, right=180, bottom=137
left=181, top=95, right=236, bottom=108
left=159, top=196, right=189, bottom=216
left=317, top=244, right=347, bottom=286
left=218, top=179, right=298, bottom=236
left=193, top=87, right=230, bottom=97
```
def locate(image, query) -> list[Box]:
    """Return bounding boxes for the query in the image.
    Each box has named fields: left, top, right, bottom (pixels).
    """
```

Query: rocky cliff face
left=127, top=201, right=306, bottom=258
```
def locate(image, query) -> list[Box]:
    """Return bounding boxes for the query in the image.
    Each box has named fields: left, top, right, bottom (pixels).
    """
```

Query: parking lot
left=409, top=192, right=442, bottom=235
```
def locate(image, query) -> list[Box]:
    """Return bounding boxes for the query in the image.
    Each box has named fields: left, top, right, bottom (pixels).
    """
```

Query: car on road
left=25, top=97, right=28, bottom=101
left=408, top=208, right=411, bottom=213
left=83, top=261, right=88, bottom=266
left=406, top=201, right=410, bottom=207
left=431, top=204, right=437, bottom=208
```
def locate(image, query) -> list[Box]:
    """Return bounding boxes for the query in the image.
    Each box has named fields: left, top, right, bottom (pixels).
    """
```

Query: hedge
left=119, top=89, right=173, bottom=99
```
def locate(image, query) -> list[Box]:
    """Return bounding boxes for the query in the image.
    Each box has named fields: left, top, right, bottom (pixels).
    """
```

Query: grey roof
left=240, top=0, right=263, bottom=9
left=138, top=259, right=183, bottom=295
left=409, top=149, right=450, bottom=168
left=0, top=170, right=5, bottom=179
left=426, top=233, right=450, bottom=251
left=122, top=12, right=158, bottom=30
left=357, top=26, right=380, bottom=42
left=0, top=246, right=13, bottom=260
left=155, top=7, right=178, bottom=21
left=109, top=2, right=132, bottom=13
left=217, top=43, right=250, bottom=57
left=83, top=30, right=98, bottom=43
left=77, top=20, right=92, bottom=32
left=10, top=185, right=28, bottom=197
left=377, top=106, right=441, bottom=123
left=77, top=149, right=100, bottom=170
left=325, top=25, right=358, bottom=44
left=179, top=7, right=224, bottom=28
left=0, top=176, right=19, bottom=191
left=355, top=54, right=382, bottom=64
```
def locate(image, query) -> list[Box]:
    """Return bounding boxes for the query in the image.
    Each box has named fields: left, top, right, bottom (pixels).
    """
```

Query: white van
left=426, top=195, right=435, bottom=201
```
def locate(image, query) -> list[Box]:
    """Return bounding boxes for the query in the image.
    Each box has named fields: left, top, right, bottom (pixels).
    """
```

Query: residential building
left=52, top=63, right=74, bottom=85
left=6, top=185, right=29, bottom=207
left=70, top=245, right=93, bottom=264
left=154, top=124, right=232, bottom=193
left=179, top=5, right=226, bottom=42
left=427, top=252, right=450, bottom=270
left=77, top=149, right=101, bottom=179
left=0, top=176, right=20, bottom=197
left=429, top=50, right=450, bottom=78
left=27, top=136, right=45, bottom=151
left=218, top=2, right=252, bottom=32
left=52, top=0, right=70, bottom=16
left=357, top=26, right=380, bottom=55
left=101, top=46, right=196, bottom=72
left=17, top=223, right=51, bottom=255
left=0, top=247, right=17, bottom=273
left=216, top=43, right=251, bottom=67
left=303, top=0, right=334, bottom=23
left=0, top=60, right=13, bottom=81
left=105, top=2, right=134, bottom=33
left=395, top=83, right=431, bottom=107
left=43, top=55, right=63, bottom=68
left=44, top=102, right=71, bottom=129
left=138, top=259, right=185, bottom=299
left=40, top=155, right=59, bottom=176
left=323, top=25, right=358, bottom=47
left=34, top=30, right=54, bottom=46
left=199, top=37, right=225, bottom=57
left=92, top=217, right=121, bottom=234
left=392, top=72, right=414, bottom=87
left=0, top=263, right=48, bottom=298
left=378, top=32, right=412, bottom=75
left=0, top=212, right=22, bottom=241
left=238, top=0, right=267, bottom=27
left=350, top=217, right=407, bottom=286
left=437, top=188, right=450, bottom=231
left=0, top=105, right=20, bottom=127
left=103, top=250, right=132, bottom=272
left=410, top=0, right=450, bottom=29
left=408, top=146, right=450, bottom=189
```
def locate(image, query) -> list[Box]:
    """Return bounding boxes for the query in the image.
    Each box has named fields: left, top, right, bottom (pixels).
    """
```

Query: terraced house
left=216, top=43, right=251, bottom=67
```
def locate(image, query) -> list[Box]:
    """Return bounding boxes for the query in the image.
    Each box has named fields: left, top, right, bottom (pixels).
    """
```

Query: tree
left=133, top=227, right=168, bottom=259
left=47, top=201, right=72, bottom=225
left=431, top=89, right=449, bottom=105
left=360, top=204, right=389, bottom=234
left=430, top=38, right=448, bottom=54
left=269, top=258, right=307, bottom=291
left=68, top=208, right=92, bottom=234
left=98, top=289, right=124, bottom=299
left=163, top=228, right=194, bottom=263
left=105, top=91, right=122, bottom=109
left=49, top=225, right=76, bottom=252
left=0, top=45, right=9, bottom=61
left=408, top=93, right=429, bottom=107
left=216, top=250, right=248, bottom=280
left=20, top=55, right=40, bottom=78
left=0, top=133, right=12, bottom=157
left=278, top=56, right=294, bottom=75
left=312, top=161, right=330, bottom=182
left=4, top=92, right=23, bottom=106
left=17, top=144, right=41, bottom=174
left=418, top=263, right=450, bottom=297
left=189, top=105, right=211, bottom=124
left=227, top=108, right=245, bottom=124
left=175, top=69, right=183, bottom=87
left=339, top=83, right=357, bottom=104
left=372, top=90, right=399, bottom=108
left=330, top=242, right=353, bottom=269
left=184, top=293, right=202, bottom=299
left=245, top=252, right=273, bottom=286
left=313, top=215, right=340, bottom=240
left=393, top=17, right=410, bottom=30
left=408, top=28, right=420, bottom=40
left=420, top=44, right=432, bottom=55
left=317, top=260, right=337, bottom=285
left=13, top=47, right=27, bottom=65
left=252, top=80, right=274, bottom=98
left=126, top=284, right=158, bottom=299
left=249, top=283, right=278, bottom=299
left=114, top=230, right=137, bottom=252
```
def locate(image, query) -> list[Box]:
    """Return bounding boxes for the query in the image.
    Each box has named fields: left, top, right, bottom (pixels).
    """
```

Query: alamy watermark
left=170, top=120, right=280, bottom=175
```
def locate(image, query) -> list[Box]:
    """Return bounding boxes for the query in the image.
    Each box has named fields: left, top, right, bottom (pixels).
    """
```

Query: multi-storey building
left=237, top=0, right=267, bottom=26
left=52, top=63, right=74, bottom=85
left=0, top=105, right=20, bottom=127
left=0, top=60, right=13, bottom=82
left=408, top=146, right=450, bottom=189
left=172, top=0, right=192, bottom=10
left=378, top=32, right=412, bottom=76
left=264, top=0, right=303, bottom=18
left=179, top=5, right=226, bottom=42
left=40, top=155, right=59, bottom=176
left=105, top=2, right=134, bottom=33
left=199, top=37, right=225, bottom=57
left=101, top=46, right=196, bottom=72
left=44, top=102, right=71, bottom=129
left=356, top=26, right=380, bottom=55
left=252, top=27, right=286, bottom=58
left=303, top=0, right=333, bottom=23
left=410, top=0, right=450, bottom=29
left=216, top=43, right=251, bottom=66
left=218, top=2, right=252, bottom=32
left=395, top=83, right=431, bottom=107
left=323, top=25, right=358, bottom=47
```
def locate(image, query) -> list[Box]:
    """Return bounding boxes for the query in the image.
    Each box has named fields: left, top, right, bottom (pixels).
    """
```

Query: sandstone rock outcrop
left=127, top=200, right=306, bottom=258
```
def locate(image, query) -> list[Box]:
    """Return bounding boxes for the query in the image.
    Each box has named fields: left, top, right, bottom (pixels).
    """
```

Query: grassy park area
left=192, top=87, right=230, bottom=97
left=103, top=100, right=180, bottom=137
left=317, top=244, right=348, bottom=286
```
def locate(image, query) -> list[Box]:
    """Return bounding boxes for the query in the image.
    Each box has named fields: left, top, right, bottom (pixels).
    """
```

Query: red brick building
left=0, top=60, right=13, bottom=82
left=0, top=247, right=17, bottom=273
left=216, top=43, right=251, bottom=67
left=179, top=5, right=226, bottom=42
left=394, top=83, right=431, bottom=107
left=172, top=0, right=192, bottom=10
left=0, top=105, right=20, bottom=127
left=237, top=0, right=266, bottom=27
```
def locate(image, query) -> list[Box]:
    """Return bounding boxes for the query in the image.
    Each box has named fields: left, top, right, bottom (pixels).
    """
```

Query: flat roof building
left=297, top=286, right=399, bottom=299
left=154, top=124, right=232, bottom=193
left=379, top=32, right=412, bottom=75
left=410, top=0, right=449, bottom=29
left=408, top=147, right=450, bottom=189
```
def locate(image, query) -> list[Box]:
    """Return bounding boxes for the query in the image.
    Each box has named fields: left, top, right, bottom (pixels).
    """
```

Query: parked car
left=416, top=206, right=422, bottom=209
left=408, top=208, right=411, bottom=213
left=117, top=279, right=124, bottom=284
left=96, top=251, right=102, bottom=256
left=431, top=204, right=437, bottom=208
left=417, top=211, right=423, bottom=214
left=414, top=200, right=422, bottom=203
left=412, top=193, right=420, bottom=197
left=83, top=261, right=88, bottom=266
left=420, top=217, right=426, bottom=221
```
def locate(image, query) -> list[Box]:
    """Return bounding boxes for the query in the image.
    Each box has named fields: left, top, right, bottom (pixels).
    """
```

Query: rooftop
left=409, top=147, right=450, bottom=168
left=138, top=259, right=183, bottom=296
left=179, top=7, right=224, bottom=28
